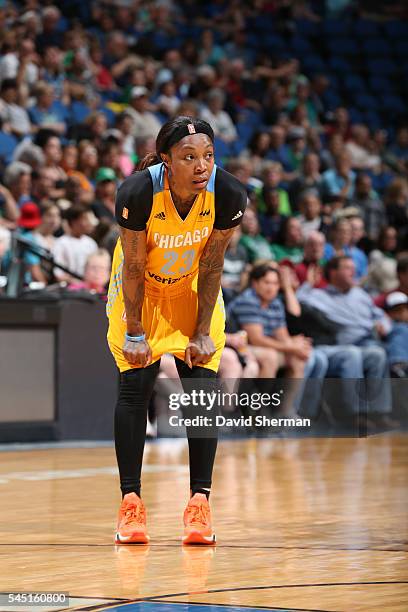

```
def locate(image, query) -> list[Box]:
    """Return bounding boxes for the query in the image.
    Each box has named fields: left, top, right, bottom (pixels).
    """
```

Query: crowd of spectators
left=0, top=0, right=408, bottom=427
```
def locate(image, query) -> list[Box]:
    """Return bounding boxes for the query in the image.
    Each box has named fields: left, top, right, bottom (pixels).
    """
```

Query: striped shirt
left=227, top=288, right=286, bottom=337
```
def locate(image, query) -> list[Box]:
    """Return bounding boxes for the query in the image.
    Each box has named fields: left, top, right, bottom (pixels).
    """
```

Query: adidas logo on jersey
left=154, top=212, right=166, bottom=220
left=231, top=210, right=243, bottom=221
left=199, top=209, right=210, bottom=216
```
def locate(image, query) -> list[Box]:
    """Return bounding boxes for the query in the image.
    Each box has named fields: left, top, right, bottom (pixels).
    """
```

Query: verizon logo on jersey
left=153, top=227, right=209, bottom=249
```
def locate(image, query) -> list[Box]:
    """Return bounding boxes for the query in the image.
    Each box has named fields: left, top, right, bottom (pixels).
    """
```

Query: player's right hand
left=122, top=339, right=152, bottom=367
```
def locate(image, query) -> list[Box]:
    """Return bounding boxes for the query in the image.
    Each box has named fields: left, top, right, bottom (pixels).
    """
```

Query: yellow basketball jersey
left=107, top=163, right=216, bottom=319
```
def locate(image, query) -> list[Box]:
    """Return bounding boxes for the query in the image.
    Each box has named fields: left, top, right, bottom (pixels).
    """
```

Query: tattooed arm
left=185, top=228, right=234, bottom=367
left=120, top=227, right=152, bottom=366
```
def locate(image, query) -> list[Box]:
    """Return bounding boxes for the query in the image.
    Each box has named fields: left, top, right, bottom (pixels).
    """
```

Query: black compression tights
left=114, top=357, right=218, bottom=498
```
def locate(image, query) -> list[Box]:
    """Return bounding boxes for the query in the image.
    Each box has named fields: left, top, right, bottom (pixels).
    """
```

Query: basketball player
left=107, top=117, right=247, bottom=545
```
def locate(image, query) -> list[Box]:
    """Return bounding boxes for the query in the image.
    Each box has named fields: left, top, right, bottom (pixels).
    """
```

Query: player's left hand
left=185, top=334, right=216, bottom=368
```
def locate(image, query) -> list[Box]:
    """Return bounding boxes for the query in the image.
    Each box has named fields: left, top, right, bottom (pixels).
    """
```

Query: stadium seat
left=368, top=75, right=392, bottom=94
left=291, top=37, right=311, bottom=55
left=343, top=74, right=366, bottom=93
left=393, top=40, right=408, bottom=59
left=383, top=21, right=408, bottom=39
left=353, top=93, right=379, bottom=112
left=294, top=19, right=320, bottom=38
left=363, top=110, right=381, bottom=130
left=214, top=138, right=232, bottom=166
left=236, top=122, right=254, bottom=145
left=328, top=56, right=351, bottom=73
left=323, top=19, right=349, bottom=38
left=98, top=106, right=116, bottom=126
left=348, top=107, right=363, bottom=124
left=322, top=88, right=342, bottom=110
left=262, top=34, right=287, bottom=53
left=353, top=19, right=379, bottom=39
left=327, top=38, right=359, bottom=57
left=380, top=94, right=406, bottom=116
left=301, top=54, right=327, bottom=74
left=366, top=59, right=397, bottom=76
left=362, top=39, right=391, bottom=58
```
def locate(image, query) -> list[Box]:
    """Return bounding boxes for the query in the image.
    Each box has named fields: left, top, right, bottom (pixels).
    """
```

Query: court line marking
left=61, top=582, right=408, bottom=612
left=146, top=599, right=337, bottom=612
left=0, top=543, right=406, bottom=553
left=0, top=465, right=188, bottom=484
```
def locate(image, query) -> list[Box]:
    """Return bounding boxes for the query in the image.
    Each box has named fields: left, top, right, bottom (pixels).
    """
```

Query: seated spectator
left=375, top=256, right=408, bottom=309
left=68, top=248, right=111, bottom=298
left=41, top=46, right=67, bottom=102
left=294, top=231, right=327, bottom=288
left=221, top=226, right=249, bottom=303
left=0, top=78, right=32, bottom=138
left=344, top=124, right=381, bottom=171
left=297, top=255, right=390, bottom=345
left=239, top=208, right=273, bottom=263
left=321, top=151, right=355, bottom=203
left=351, top=173, right=386, bottom=245
left=297, top=256, right=394, bottom=422
left=227, top=262, right=326, bottom=415
left=258, top=186, right=286, bottom=243
left=92, top=167, right=117, bottom=223
left=125, top=86, right=162, bottom=141
left=241, top=131, right=272, bottom=177
left=370, top=226, right=399, bottom=264
left=270, top=217, right=304, bottom=263
left=383, top=292, right=408, bottom=378
left=77, top=140, right=98, bottom=183
left=257, top=162, right=291, bottom=216
left=324, top=218, right=367, bottom=280
left=29, top=81, right=68, bottom=135
left=349, top=214, right=368, bottom=276
left=3, top=161, right=32, bottom=207
left=36, top=130, right=67, bottom=197
left=156, top=80, right=180, bottom=118
left=387, top=126, right=408, bottom=175
left=289, top=152, right=323, bottom=211
left=200, top=88, right=237, bottom=144
left=0, top=183, right=19, bottom=229
left=61, top=143, right=94, bottom=202
left=32, top=201, right=61, bottom=252
left=267, top=125, right=292, bottom=171
left=286, top=127, right=307, bottom=173
left=297, top=191, right=324, bottom=239
left=3, top=202, right=47, bottom=284
left=384, top=177, right=408, bottom=232
left=53, top=205, right=98, bottom=281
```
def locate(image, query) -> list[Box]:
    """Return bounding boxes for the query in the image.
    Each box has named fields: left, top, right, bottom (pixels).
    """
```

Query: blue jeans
left=317, top=344, right=391, bottom=415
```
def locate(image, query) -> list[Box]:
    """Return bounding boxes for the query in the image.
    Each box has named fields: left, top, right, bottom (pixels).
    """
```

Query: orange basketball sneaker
left=115, top=493, right=150, bottom=544
left=183, top=493, right=216, bottom=545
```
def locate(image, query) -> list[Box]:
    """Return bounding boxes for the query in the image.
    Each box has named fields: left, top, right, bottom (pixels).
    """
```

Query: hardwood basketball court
left=0, top=435, right=407, bottom=612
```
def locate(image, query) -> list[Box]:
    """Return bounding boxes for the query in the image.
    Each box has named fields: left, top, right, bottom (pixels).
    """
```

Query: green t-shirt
left=239, top=234, right=273, bottom=263
left=270, top=244, right=303, bottom=263
left=256, top=187, right=292, bottom=216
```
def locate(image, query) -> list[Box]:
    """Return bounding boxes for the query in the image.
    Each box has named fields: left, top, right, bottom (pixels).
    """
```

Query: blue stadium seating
left=384, top=21, right=408, bottom=39
left=352, top=19, right=379, bottom=38
left=301, top=54, right=327, bottom=74
left=328, top=38, right=359, bottom=57
left=353, top=93, right=379, bottom=112
left=366, top=59, right=397, bottom=76
left=343, top=74, right=366, bottom=93
left=328, top=56, right=351, bottom=73
left=394, top=40, right=408, bottom=59
left=323, top=19, right=350, bottom=38
left=380, top=94, right=405, bottom=116
left=362, top=39, right=391, bottom=58
left=368, top=75, right=393, bottom=94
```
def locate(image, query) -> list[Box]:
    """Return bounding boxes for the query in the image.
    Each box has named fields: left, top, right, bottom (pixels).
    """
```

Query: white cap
left=385, top=291, right=408, bottom=310
left=131, top=86, right=149, bottom=99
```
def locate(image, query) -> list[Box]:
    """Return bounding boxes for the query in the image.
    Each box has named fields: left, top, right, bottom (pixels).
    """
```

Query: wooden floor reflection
left=0, top=435, right=407, bottom=611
